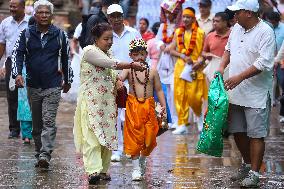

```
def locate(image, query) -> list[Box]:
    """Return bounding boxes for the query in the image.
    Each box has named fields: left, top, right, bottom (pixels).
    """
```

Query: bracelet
left=180, top=54, right=186, bottom=59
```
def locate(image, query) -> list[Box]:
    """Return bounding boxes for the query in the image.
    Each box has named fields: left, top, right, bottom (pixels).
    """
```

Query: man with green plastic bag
left=209, top=0, right=275, bottom=187
left=197, top=72, right=229, bottom=157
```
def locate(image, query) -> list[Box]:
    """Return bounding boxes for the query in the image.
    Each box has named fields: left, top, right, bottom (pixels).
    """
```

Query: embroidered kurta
left=74, top=45, right=118, bottom=152
left=174, top=27, right=207, bottom=125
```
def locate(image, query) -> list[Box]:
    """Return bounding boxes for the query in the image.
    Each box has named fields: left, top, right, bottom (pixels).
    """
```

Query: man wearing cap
left=106, top=3, right=141, bottom=162
left=196, top=0, right=214, bottom=35
left=217, top=0, right=275, bottom=187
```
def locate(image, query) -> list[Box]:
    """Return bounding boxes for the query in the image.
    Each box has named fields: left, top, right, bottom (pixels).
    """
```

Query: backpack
left=78, top=15, right=89, bottom=48
left=25, top=27, right=64, bottom=73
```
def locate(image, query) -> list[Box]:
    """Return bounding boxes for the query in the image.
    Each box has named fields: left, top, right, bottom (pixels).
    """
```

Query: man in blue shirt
left=12, top=0, right=72, bottom=168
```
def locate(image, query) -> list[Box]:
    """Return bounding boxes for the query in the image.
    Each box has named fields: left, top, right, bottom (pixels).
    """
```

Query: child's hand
left=131, top=62, right=146, bottom=71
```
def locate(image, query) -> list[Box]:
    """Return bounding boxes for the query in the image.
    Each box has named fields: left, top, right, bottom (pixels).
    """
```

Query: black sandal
left=99, top=173, right=111, bottom=181
left=88, top=173, right=100, bottom=184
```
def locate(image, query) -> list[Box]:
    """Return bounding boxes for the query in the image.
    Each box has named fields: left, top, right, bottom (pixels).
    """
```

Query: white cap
left=107, top=4, right=123, bottom=15
left=227, top=0, right=259, bottom=13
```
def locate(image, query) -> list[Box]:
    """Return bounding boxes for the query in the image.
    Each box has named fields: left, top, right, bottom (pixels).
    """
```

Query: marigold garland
left=162, top=23, right=175, bottom=44
left=177, top=22, right=198, bottom=56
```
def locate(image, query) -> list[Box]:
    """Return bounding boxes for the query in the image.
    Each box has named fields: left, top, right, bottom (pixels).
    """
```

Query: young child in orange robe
left=119, top=38, right=166, bottom=181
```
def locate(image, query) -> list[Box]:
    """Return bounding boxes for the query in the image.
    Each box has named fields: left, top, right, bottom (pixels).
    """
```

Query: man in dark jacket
left=12, top=0, right=73, bottom=168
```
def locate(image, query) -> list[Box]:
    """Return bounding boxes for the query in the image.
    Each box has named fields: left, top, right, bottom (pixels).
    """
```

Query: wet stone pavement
left=0, top=97, right=283, bottom=189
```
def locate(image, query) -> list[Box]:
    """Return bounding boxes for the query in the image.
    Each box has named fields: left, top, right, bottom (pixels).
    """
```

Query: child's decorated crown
left=129, top=38, right=147, bottom=52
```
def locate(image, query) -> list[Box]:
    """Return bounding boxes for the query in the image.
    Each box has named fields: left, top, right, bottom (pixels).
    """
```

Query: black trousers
left=5, top=58, right=20, bottom=133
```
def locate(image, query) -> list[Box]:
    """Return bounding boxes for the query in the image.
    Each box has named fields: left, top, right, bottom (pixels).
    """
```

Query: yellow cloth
left=74, top=45, right=118, bottom=153
left=75, top=97, right=112, bottom=175
left=124, top=94, right=159, bottom=157
left=174, top=28, right=207, bottom=125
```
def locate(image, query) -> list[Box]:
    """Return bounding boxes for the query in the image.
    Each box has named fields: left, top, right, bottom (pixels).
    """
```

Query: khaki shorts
left=227, top=98, right=271, bottom=138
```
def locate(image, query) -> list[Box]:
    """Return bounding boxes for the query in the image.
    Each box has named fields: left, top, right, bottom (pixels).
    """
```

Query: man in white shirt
left=196, top=0, right=214, bottom=35
left=107, top=4, right=141, bottom=162
left=0, top=0, right=29, bottom=139
left=218, top=0, right=276, bottom=187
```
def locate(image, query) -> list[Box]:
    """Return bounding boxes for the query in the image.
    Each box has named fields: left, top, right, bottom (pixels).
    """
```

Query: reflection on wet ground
left=0, top=99, right=283, bottom=188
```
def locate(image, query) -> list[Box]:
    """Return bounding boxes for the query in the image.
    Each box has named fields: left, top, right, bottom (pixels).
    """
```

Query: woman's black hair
left=139, top=17, right=150, bottom=27
left=151, top=22, right=160, bottom=35
left=91, top=23, right=113, bottom=40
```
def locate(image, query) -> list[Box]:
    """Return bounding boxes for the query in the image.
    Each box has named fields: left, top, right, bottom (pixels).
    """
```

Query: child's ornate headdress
left=129, top=38, right=147, bottom=52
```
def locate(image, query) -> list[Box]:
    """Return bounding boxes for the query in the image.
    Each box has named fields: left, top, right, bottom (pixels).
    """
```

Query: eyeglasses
left=36, top=11, right=51, bottom=16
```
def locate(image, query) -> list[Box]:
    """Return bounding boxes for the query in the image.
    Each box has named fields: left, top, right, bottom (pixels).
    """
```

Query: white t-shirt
left=225, top=20, right=276, bottom=108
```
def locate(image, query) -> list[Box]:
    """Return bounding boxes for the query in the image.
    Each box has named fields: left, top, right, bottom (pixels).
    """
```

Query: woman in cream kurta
left=73, top=24, right=144, bottom=182
left=74, top=45, right=118, bottom=177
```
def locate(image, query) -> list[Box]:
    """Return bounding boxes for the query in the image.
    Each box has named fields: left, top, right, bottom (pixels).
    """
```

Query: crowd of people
left=0, top=0, right=284, bottom=188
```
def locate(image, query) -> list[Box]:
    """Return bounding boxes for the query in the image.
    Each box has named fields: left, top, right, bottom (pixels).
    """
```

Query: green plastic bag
left=196, top=72, right=229, bottom=157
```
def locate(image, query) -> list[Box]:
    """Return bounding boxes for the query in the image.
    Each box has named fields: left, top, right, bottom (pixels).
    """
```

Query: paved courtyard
left=0, top=97, right=283, bottom=188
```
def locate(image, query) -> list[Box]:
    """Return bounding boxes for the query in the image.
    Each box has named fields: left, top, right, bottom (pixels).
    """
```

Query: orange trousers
left=124, top=94, right=159, bottom=157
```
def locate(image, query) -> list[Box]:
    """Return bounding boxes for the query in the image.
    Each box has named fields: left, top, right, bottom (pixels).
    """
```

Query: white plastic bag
left=9, top=73, right=15, bottom=91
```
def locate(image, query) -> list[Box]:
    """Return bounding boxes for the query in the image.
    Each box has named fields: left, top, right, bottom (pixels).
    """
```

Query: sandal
left=88, top=173, right=100, bottom=185
left=99, top=173, right=111, bottom=181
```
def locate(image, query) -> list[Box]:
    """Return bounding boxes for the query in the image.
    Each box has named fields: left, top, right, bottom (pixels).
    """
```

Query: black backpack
left=78, top=15, right=90, bottom=48
left=78, top=7, right=108, bottom=48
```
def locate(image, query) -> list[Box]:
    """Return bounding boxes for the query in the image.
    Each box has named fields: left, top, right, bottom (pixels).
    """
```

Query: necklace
left=162, top=22, right=175, bottom=44
left=176, top=22, right=198, bottom=56
left=131, top=63, right=150, bottom=103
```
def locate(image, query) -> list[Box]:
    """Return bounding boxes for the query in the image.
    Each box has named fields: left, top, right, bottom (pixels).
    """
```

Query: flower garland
left=177, top=22, right=198, bottom=56
left=162, top=23, right=175, bottom=44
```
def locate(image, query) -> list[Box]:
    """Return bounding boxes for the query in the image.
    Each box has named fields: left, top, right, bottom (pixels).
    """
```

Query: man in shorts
left=218, top=0, right=276, bottom=187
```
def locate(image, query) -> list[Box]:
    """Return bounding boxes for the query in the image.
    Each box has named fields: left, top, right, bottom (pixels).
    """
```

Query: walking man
left=12, top=0, right=73, bottom=168
left=218, top=0, right=275, bottom=187
left=0, top=0, right=29, bottom=139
